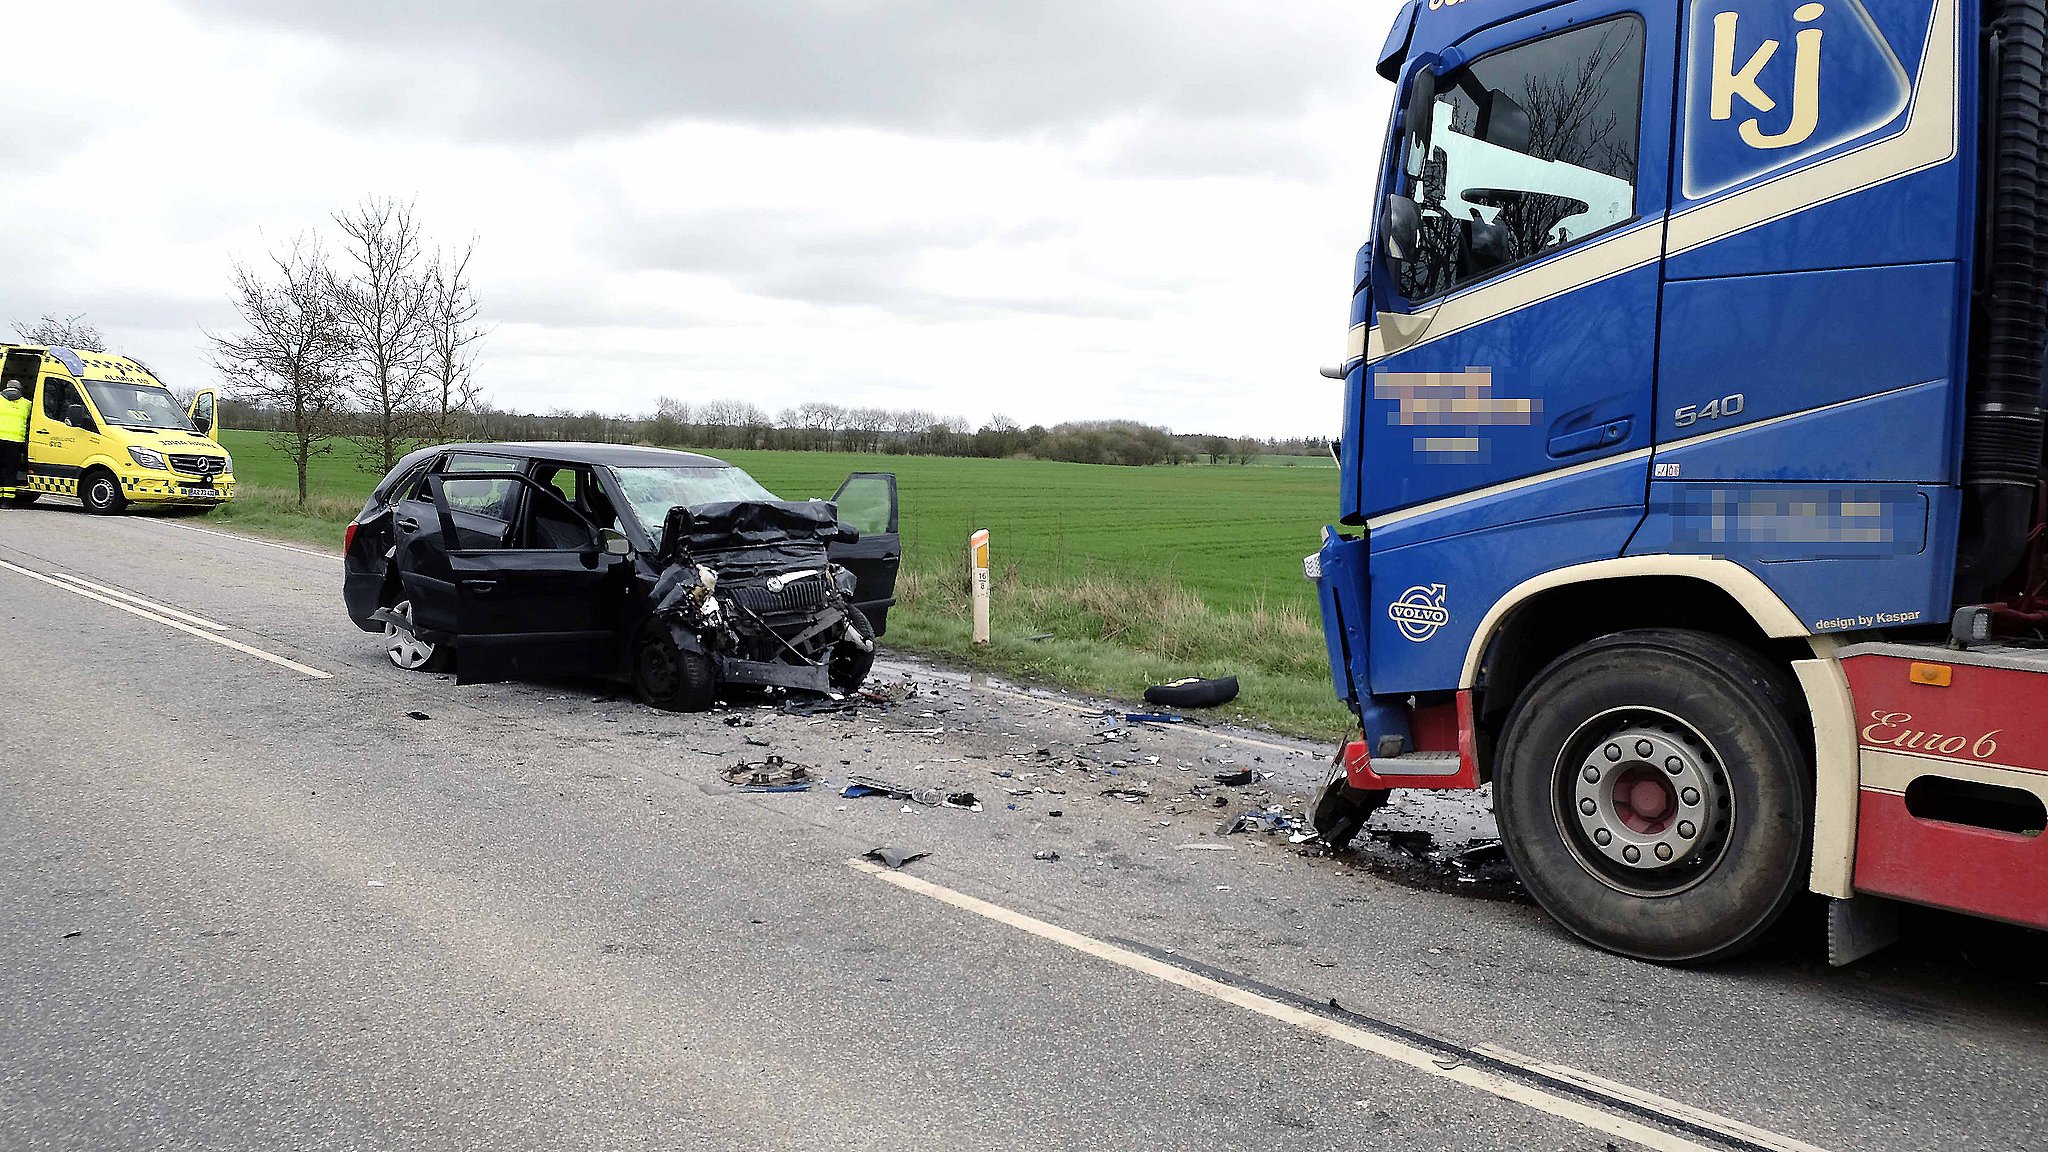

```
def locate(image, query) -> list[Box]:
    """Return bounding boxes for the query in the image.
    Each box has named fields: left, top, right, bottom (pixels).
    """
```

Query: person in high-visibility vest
left=0, top=380, right=29, bottom=491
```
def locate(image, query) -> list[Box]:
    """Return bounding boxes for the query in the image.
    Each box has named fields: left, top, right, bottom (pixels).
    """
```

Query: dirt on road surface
left=3, top=501, right=2045, bottom=1152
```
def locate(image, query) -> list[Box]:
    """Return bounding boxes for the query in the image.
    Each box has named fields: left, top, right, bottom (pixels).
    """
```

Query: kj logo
left=1389, top=584, right=1450, bottom=642
left=1683, top=0, right=1912, bottom=199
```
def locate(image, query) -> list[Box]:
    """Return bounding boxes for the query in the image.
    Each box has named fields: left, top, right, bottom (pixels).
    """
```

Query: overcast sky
left=5, top=1, right=1396, bottom=438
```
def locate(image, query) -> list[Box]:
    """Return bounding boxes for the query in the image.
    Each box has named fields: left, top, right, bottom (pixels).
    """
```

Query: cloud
left=166, top=0, right=1365, bottom=144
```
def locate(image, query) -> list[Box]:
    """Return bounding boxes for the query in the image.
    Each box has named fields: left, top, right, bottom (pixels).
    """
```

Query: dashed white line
left=47, top=572, right=229, bottom=631
left=0, top=559, right=331, bottom=679
left=851, top=858, right=1823, bottom=1152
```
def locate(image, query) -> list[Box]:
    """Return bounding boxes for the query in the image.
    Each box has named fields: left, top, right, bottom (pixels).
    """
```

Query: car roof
left=422, top=442, right=732, bottom=468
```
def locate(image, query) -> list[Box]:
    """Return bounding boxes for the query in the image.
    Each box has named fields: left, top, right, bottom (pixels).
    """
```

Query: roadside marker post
left=970, top=529, right=991, bottom=644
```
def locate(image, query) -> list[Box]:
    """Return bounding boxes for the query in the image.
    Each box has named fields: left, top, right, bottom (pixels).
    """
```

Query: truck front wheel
left=1495, top=629, right=1809, bottom=964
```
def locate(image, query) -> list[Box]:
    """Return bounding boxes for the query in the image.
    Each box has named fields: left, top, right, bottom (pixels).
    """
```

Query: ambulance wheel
left=1495, top=629, right=1808, bottom=965
left=7, top=491, right=37, bottom=505
left=384, top=599, right=451, bottom=673
left=634, top=622, right=717, bottom=712
left=81, top=469, right=126, bottom=515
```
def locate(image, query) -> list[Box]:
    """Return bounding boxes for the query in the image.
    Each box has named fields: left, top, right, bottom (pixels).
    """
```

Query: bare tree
left=332, top=197, right=435, bottom=474
left=422, top=238, right=488, bottom=442
left=14, top=312, right=107, bottom=351
left=208, top=235, right=351, bottom=505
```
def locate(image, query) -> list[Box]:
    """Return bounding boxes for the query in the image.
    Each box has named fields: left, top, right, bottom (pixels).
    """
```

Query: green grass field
left=209, top=431, right=1352, bottom=738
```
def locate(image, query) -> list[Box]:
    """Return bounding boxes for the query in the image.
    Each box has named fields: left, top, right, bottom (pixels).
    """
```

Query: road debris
left=843, top=774, right=982, bottom=811
left=863, top=847, right=929, bottom=869
left=721, top=755, right=813, bottom=792
left=1223, top=807, right=1305, bottom=837
left=1143, top=676, right=1239, bottom=708
left=1033, top=848, right=1061, bottom=861
left=405, top=711, right=431, bottom=721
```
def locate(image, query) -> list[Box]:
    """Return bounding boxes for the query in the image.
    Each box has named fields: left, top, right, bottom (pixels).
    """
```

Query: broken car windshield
left=609, top=465, right=778, bottom=544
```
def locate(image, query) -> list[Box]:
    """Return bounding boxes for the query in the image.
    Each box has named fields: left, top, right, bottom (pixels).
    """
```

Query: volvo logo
left=1389, top=584, right=1450, bottom=642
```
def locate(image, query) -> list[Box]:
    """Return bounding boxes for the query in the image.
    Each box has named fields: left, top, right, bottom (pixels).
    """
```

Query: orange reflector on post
left=1908, top=662, right=1952, bottom=687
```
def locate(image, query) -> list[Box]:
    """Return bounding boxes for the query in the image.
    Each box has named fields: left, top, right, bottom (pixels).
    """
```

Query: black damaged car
left=342, top=443, right=900, bottom=710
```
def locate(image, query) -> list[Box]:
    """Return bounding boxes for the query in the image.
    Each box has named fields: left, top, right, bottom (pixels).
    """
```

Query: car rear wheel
left=634, top=622, right=717, bottom=712
left=828, top=606, right=876, bottom=694
left=81, top=469, right=125, bottom=515
left=1495, top=629, right=1809, bottom=964
left=384, top=599, right=450, bottom=672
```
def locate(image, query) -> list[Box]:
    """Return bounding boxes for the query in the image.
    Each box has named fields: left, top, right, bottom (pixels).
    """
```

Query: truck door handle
left=1547, top=418, right=1632, bottom=458
left=395, top=516, right=420, bottom=532
left=463, top=579, right=497, bottom=594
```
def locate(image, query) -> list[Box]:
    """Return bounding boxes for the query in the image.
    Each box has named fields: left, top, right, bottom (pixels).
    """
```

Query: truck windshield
left=1388, top=18, right=1643, bottom=301
left=82, top=381, right=194, bottom=431
left=608, top=465, right=778, bottom=544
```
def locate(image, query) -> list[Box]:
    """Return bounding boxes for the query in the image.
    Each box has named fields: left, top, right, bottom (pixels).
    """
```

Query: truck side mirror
left=65, top=404, right=94, bottom=431
left=1382, top=195, right=1422, bottom=263
left=1477, top=87, right=1532, bottom=154
left=1400, top=69, right=1433, bottom=155
left=193, top=412, right=214, bottom=436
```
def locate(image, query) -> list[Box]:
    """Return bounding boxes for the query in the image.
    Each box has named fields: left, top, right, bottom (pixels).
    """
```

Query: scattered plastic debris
left=1034, top=849, right=1061, bottom=861
left=1213, top=768, right=1263, bottom=786
left=863, top=847, right=929, bottom=869
left=405, top=711, right=431, bottom=721
left=1223, top=808, right=1304, bottom=836
left=1176, top=843, right=1237, bottom=852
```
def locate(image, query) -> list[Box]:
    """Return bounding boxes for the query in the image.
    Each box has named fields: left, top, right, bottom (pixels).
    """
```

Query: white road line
left=0, top=559, right=332, bottom=680
left=158, top=521, right=341, bottom=561
left=1473, top=1045, right=1832, bottom=1152
left=47, top=572, right=229, bottom=631
left=850, top=859, right=1816, bottom=1152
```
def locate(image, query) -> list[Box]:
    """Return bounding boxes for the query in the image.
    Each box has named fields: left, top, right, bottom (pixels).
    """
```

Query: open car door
left=421, top=470, right=635, bottom=685
left=827, top=472, right=899, bottom=635
left=187, top=387, right=219, bottom=441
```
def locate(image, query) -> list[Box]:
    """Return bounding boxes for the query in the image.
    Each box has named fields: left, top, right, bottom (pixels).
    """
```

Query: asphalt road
left=2, top=501, right=2043, bottom=1152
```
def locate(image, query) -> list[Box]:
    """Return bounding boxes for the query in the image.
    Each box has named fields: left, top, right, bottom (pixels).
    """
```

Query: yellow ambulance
left=0, top=344, right=234, bottom=513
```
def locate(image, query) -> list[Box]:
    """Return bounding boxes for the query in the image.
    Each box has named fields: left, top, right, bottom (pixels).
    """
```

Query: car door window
left=532, top=463, right=619, bottom=538
left=1386, top=17, right=1645, bottom=303
left=43, top=378, right=81, bottom=423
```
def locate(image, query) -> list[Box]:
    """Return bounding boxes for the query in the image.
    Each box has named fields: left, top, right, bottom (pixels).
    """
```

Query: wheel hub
left=1569, top=723, right=1720, bottom=874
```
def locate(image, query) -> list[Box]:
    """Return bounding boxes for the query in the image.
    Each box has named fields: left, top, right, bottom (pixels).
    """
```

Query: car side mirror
left=1477, top=87, right=1531, bottom=154
left=1382, top=195, right=1422, bottom=263
left=599, top=528, right=632, bottom=557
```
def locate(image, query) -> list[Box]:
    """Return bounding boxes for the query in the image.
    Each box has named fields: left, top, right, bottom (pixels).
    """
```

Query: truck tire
left=828, top=606, right=877, bottom=694
left=634, top=621, right=717, bottom=712
left=1494, top=629, right=1809, bottom=964
left=80, top=469, right=126, bottom=515
left=1311, top=758, right=1389, bottom=850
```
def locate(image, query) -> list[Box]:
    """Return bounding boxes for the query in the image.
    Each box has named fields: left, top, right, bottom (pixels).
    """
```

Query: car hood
left=658, top=499, right=838, bottom=576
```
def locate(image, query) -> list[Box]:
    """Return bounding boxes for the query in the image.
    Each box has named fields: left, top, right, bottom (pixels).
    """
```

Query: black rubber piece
left=829, top=606, right=876, bottom=694
left=634, top=622, right=717, bottom=712
left=1143, top=676, right=1239, bottom=708
left=7, top=491, right=37, bottom=505
left=1311, top=758, right=1390, bottom=850
left=1494, top=629, right=1809, bottom=965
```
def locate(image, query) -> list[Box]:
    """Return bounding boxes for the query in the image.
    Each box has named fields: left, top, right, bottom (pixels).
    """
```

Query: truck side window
left=1386, top=17, right=1644, bottom=302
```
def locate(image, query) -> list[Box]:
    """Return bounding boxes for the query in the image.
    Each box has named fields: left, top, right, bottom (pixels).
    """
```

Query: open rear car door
left=827, top=472, right=900, bottom=635
left=419, top=470, right=635, bottom=684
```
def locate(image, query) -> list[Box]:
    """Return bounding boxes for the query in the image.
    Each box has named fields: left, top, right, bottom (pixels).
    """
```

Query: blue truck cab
left=1312, top=0, right=2048, bottom=961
